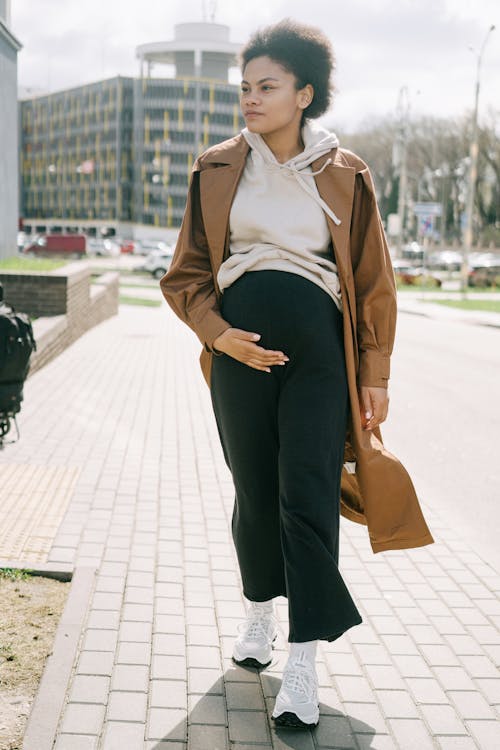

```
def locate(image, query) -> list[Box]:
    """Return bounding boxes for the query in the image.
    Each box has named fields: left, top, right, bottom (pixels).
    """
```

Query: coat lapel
left=311, top=158, right=356, bottom=276
left=199, top=138, right=249, bottom=287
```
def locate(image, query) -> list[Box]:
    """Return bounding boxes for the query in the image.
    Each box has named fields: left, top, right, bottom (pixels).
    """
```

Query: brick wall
left=0, top=263, right=119, bottom=376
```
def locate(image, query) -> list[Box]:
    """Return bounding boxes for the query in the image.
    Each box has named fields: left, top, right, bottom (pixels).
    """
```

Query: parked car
left=135, top=239, right=171, bottom=256
left=141, top=248, right=173, bottom=279
left=392, top=261, right=442, bottom=287
left=86, top=238, right=120, bottom=257
left=22, top=233, right=87, bottom=258
left=427, top=250, right=463, bottom=271
left=468, top=256, right=500, bottom=288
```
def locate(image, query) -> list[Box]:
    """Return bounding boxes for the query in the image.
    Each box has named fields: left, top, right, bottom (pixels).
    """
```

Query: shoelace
left=282, top=653, right=318, bottom=698
left=237, top=606, right=275, bottom=641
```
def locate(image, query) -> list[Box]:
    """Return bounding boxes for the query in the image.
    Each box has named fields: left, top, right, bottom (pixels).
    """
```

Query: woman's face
left=240, top=55, right=312, bottom=137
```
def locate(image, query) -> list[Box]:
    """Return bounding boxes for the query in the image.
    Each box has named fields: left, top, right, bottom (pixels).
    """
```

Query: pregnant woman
left=160, top=18, right=434, bottom=729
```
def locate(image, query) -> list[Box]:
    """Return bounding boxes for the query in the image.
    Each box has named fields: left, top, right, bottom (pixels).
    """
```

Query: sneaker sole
left=272, top=711, right=319, bottom=729
left=231, top=655, right=272, bottom=669
left=231, top=635, right=277, bottom=669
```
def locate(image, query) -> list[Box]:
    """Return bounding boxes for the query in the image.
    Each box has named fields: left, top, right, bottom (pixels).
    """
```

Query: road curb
left=20, top=565, right=97, bottom=750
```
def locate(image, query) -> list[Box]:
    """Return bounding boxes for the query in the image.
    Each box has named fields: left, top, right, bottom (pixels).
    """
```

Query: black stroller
left=0, top=282, right=36, bottom=448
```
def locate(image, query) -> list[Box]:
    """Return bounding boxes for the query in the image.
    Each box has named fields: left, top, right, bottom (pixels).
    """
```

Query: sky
left=10, top=0, right=499, bottom=132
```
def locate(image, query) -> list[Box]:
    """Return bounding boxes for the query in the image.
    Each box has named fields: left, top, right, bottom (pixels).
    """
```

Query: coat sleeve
left=350, top=162, right=397, bottom=389
left=159, top=158, right=233, bottom=354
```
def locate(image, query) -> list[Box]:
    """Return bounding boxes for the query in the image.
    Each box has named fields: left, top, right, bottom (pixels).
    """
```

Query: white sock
left=289, top=640, right=318, bottom=664
left=247, top=597, right=274, bottom=613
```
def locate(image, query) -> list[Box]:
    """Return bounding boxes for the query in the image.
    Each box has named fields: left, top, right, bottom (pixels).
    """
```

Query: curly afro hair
left=238, top=18, right=336, bottom=125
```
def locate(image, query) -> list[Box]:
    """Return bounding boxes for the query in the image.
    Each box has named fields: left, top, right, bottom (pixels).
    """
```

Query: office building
left=0, top=0, right=22, bottom=258
left=19, top=22, right=245, bottom=239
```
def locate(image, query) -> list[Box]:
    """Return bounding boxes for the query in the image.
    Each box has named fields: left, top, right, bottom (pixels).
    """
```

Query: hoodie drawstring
left=270, top=157, right=342, bottom=226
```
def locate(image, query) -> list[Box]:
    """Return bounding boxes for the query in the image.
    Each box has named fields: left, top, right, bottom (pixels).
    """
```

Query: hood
left=240, top=118, right=342, bottom=225
left=241, top=118, right=339, bottom=170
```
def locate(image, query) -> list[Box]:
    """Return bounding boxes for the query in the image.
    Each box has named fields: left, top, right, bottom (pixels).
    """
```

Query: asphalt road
left=381, top=311, right=500, bottom=574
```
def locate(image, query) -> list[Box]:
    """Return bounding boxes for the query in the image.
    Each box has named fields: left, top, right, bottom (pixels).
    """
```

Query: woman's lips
left=245, top=113, right=263, bottom=117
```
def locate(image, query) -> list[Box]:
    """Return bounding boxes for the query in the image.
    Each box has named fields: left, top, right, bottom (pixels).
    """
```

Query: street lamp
left=461, top=24, right=496, bottom=295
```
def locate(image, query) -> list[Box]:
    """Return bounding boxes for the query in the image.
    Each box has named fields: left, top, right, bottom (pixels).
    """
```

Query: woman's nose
left=242, top=91, right=260, bottom=105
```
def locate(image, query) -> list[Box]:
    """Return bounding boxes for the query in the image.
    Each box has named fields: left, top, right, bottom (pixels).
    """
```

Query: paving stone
left=187, top=724, right=228, bottom=750
left=188, top=694, right=226, bottom=724
left=343, top=702, right=388, bottom=733
left=225, top=682, right=266, bottom=711
left=458, top=654, right=498, bottom=678
left=433, top=666, right=477, bottom=691
left=82, top=629, right=119, bottom=652
left=86, top=610, right=120, bottom=630
left=186, top=625, right=220, bottom=646
left=150, top=679, right=187, bottom=709
left=364, top=664, right=406, bottom=690
left=352, top=643, right=393, bottom=665
left=390, top=654, right=433, bottom=678
left=388, top=718, right=436, bottom=750
left=151, top=654, right=187, bottom=680
left=54, top=736, right=99, bottom=750
left=405, top=677, right=448, bottom=704
left=419, top=643, right=461, bottom=666
left=77, top=651, right=115, bottom=677
left=60, top=703, right=106, bottom=735
left=474, top=678, right=500, bottom=704
left=153, top=633, right=186, bottom=655
left=465, top=720, right=500, bottom=750
left=95, top=575, right=127, bottom=593
left=428, top=615, right=467, bottom=634
left=69, top=675, right=110, bottom=704
left=437, top=738, right=480, bottom=750
left=116, top=641, right=151, bottom=665
left=187, top=645, right=221, bottom=669
left=419, top=703, right=466, bottom=734
left=107, top=690, right=148, bottom=722
left=312, top=714, right=356, bottom=747
left=154, top=614, right=186, bottom=634
left=324, top=650, right=363, bottom=676
left=334, top=675, right=374, bottom=702
left=228, top=710, right=270, bottom=744
left=110, top=664, right=149, bottom=692
left=448, top=690, right=497, bottom=720
left=187, top=668, right=225, bottom=695
left=118, top=620, right=152, bottom=643
left=380, top=634, right=420, bottom=655
left=146, top=707, right=187, bottom=740
left=375, top=689, right=419, bottom=719
left=100, top=721, right=145, bottom=749
left=354, top=734, right=397, bottom=750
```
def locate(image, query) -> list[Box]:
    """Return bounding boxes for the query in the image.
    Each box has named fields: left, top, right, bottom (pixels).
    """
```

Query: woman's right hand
left=212, top=328, right=289, bottom=373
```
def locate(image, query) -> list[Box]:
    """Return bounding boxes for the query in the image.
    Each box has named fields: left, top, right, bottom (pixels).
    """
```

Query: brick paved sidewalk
left=1, top=303, right=499, bottom=750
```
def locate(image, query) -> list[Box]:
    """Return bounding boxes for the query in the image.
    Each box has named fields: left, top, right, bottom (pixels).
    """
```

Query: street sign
left=413, top=202, right=442, bottom=216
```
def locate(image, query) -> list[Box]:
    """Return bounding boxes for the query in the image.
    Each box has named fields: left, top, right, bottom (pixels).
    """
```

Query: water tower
left=136, top=21, right=241, bottom=82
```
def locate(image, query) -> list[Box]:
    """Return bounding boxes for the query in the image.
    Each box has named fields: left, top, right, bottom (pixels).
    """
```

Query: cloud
left=12, top=0, right=499, bottom=129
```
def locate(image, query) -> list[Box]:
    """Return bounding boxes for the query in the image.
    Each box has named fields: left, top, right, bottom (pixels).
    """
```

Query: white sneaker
left=232, top=604, right=277, bottom=668
left=272, top=650, right=319, bottom=728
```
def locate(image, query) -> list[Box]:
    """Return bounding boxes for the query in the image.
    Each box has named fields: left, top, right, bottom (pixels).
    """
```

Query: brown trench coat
left=159, top=133, right=434, bottom=554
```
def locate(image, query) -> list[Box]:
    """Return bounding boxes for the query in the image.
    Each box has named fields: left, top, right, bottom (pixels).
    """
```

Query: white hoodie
left=216, top=118, right=343, bottom=312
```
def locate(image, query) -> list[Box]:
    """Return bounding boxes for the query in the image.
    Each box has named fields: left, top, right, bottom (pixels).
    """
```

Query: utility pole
left=461, top=24, right=496, bottom=295
left=395, top=86, right=410, bottom=258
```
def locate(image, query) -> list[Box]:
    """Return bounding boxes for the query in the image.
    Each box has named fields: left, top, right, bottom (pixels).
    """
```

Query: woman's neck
left=261, top=121, right=305, bottom=163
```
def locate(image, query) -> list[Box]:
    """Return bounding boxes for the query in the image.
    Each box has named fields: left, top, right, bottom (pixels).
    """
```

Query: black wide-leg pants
left=210, top=270, right=363, bottom=642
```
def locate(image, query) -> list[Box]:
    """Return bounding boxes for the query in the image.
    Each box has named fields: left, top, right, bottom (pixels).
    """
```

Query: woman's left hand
left=358, top=386, right=390, bottom=431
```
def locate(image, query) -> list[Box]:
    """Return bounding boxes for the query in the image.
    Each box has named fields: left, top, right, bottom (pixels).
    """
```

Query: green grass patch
left=119, top=295, right=161, bottom=307
left=0, top=256, right=67, bottom=272
left=423, top=298, right=500, bottom=313
left=0, top=568, right=33, bottom=580
left=119, top=281, right=159, bottom=290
